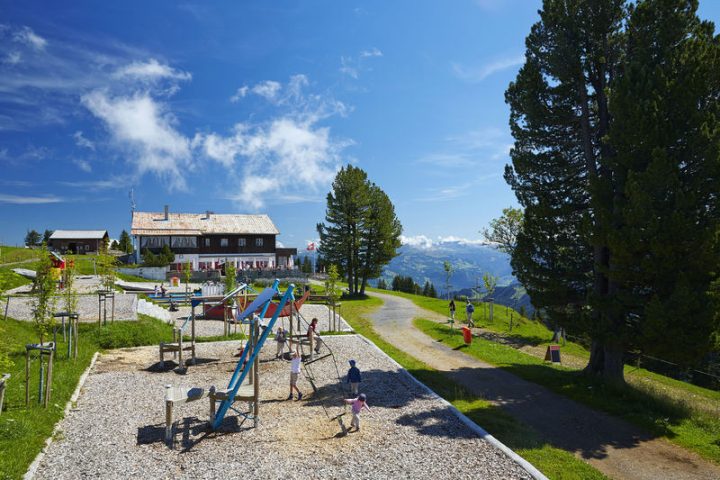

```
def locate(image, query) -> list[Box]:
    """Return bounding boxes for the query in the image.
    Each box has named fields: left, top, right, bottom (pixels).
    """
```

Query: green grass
left=0, top=267, right=32, bottom=293
left=375, top=288, right=720, bottom=404
left=0, top=314, right=173, bottom=479
left=338, top=294, right=606, bottom=479
left=414, top=318, right=720, bottom=465
left=0, top=246, right=41, bottom=265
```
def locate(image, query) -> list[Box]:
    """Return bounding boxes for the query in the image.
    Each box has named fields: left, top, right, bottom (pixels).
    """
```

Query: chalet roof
left=131, top=212, right=280, bottom=236
left=49, top=230, right=108, bottom=240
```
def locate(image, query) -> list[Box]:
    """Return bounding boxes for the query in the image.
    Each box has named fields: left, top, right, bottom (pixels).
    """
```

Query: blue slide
left=211, top=280, right=295, bottom=430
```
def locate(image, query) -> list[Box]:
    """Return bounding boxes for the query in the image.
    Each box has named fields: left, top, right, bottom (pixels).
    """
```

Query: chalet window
left=220, top=238, right=228, bottom=247
left=204, top=238, right=210, bottom=247
left=255, top=238, right=263, bottom=247
left=238, top=238, right=246, bottom=247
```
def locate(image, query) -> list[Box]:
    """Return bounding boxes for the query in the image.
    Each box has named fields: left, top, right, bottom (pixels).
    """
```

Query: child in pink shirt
left=344, top=393, right=371, bottom=431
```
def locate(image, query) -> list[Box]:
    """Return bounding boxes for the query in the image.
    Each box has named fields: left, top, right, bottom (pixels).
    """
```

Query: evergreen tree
left=391, top=275, right=401, bottom=291
left=42, top=229, right=54, bottom=244
left=507, top=0, right=720, bottom=382
left=118, top=230, right=134, bottom=254
left=606, top=0, right=720, bottom=366
left=422, top=281, right=430, bottom=297
left=318, top=165, right=401, bottom=295
left=428, top=282, right=437, bottom=298
left=110, top=240, right=120, bottom=250
left=25, top=229, right=41, bottom=246
left=377, top=278, right=387, bottom=290
left=159, top=245, right=175, bottom=266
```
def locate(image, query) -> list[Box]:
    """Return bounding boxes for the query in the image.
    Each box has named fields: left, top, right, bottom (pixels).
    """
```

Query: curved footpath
left=367, top=291, right=720, bottom=480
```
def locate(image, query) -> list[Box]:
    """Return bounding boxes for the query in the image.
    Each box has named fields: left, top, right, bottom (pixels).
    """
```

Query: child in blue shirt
left=347, top=359, right=362, bottom=395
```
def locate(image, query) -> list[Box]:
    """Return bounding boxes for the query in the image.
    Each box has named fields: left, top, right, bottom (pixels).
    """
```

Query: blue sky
left=2, top=1, right=719, bottom=249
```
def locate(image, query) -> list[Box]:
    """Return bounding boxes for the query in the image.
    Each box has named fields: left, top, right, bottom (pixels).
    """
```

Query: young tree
left=224, top=262, right=236, bottom=294
left=482, top=208, right=522, bottom=254
left=443, top=261, right=453, bottom=300
left=317, top=165, right=401, bottom=295
left=32, top=245, right=57, bottom=344
left=62, top=259, right=78, bottom=315
left=118, top=230, right=134, bottom=254
left=325, top=264, right=341, bottom=306
left=96, top=243, right=116, bottom=291
left=25, top=229, right=41, bottom=247
left=183, top=261, right=192, bottom=295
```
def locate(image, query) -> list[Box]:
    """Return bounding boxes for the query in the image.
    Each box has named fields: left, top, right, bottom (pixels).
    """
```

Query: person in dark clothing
left=347, top=359, right=362, bottom=395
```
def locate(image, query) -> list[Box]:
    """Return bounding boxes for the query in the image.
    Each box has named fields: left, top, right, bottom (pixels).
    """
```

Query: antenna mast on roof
left=129, top=188, right=136, bottom=221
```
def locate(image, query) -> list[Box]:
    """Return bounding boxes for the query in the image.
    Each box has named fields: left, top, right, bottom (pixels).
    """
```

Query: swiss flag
left=307, top=242, right=316, bottom=251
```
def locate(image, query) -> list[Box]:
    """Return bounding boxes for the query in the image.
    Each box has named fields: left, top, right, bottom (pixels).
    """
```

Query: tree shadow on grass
left=435, top=362, right=693, bottom=461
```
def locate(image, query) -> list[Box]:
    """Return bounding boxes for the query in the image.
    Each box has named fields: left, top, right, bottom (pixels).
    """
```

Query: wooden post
left=190, top=303, right=196, bottom=365
left=24, top=349, right=29, bottom=406
left=178, top=330, right=184, bottom=370
left=73, top=315, right=79, bottom=359
left=3, top=295, right=10, bottom=322
left=0, top=374, right=9, bottom=415
left=164, top=384, right=173, bottom=446
left=45, top=350, right=53, bottom=408
left=111, top=293, right=115, bottom=323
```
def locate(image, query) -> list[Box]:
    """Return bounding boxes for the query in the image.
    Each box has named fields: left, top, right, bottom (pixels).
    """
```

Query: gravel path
left=31, top=336, right=531, bottom=479
left=171, top=303, right=352, bottom=338
left=3, top=293, right=138, bottom=322
left=368, top=291, right=720, bottom=480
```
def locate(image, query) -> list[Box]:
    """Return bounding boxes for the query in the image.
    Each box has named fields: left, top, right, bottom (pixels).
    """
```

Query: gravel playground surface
left=172, top=303, right=352, bottom=338
left=3, top=293, right=138, bottom=322
left=31, top=336, right=531, bottom=480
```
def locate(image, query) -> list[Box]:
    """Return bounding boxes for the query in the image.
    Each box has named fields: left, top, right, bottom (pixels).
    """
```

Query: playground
left=29, top=335, right=531, bottom=479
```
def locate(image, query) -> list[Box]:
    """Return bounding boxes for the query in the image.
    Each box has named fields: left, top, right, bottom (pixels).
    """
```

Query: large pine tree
left=317, top=165, right=402, bottom=295
left=506, top=0, right=720, bottom=383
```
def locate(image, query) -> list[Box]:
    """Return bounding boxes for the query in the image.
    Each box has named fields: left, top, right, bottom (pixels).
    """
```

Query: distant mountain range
left=378, top=239, right=534, bottom=314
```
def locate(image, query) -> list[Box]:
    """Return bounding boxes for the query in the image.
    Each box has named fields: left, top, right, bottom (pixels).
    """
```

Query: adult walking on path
left=366, top=290, right=720, bottom=480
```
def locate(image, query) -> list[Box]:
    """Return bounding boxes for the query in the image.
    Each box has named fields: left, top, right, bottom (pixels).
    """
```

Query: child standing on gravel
left=288, top=349, right=302, bottom=401
left=344, top=393, right=371, bottom=432
left=346, top=359, right=362, bottom=395
left=275, top=327, right=287, bottom=359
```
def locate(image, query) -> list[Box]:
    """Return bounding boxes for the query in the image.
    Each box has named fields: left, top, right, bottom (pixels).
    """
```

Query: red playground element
left=50, top=251, right=66, bottom=269
left=203, top=289, right=312, bottom=320
left=461, top=326, right=472, bottom=344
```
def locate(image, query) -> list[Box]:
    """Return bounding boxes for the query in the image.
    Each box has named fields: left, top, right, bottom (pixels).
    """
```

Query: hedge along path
left=366, top=290, right=720, bottom=480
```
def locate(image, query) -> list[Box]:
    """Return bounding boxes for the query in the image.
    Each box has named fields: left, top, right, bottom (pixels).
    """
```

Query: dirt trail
left=367, top=290, right=720, bottom=480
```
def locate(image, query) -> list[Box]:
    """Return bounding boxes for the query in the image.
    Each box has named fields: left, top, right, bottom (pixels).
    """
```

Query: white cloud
left=4, top=51, right=21, bottom=65
left=230, top=85, right=249, bottom=103
left=360, top=48, right=383, bottom=58
left=195, top=75, right=350, bottom=209
left=452, top=54, right=524, bottom=82
left=72, top=158, right=92, bottom=172
left=339, top=48, right=383, bottom=79
left=82, top=90, right=191, bottom=190
left=0, top=193, right=63, bottom=204
left=73, top=130, right=95, bottom=150
left=251, top=80, right=281, bottom=101
left=114, top=58, right=191, bottom=82
left=401, top=234, right=490, bottom=249
left=13, top=26, right=47, bottom=50
left=400, top=235, right=435, bottom=249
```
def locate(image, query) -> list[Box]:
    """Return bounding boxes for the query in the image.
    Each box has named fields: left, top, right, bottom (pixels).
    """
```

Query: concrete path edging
left=24, top=351, right=100, bottom=480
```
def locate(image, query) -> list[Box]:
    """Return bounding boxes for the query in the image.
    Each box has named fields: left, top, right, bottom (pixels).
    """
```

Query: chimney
left=205, top=210, right=212, bottom=220
left=164, top=205, right=169, bottom=221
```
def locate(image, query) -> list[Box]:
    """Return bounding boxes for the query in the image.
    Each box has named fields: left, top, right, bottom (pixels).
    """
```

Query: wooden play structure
left=159, top=302, right=199, bottom=370
left=164, top=280, right=293, bottom=446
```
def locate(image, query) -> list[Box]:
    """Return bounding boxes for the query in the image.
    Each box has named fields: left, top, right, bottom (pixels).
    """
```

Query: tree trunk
left=601, top=342, right=625, bottom=385
left=583, top=339, right=605, bottom=376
